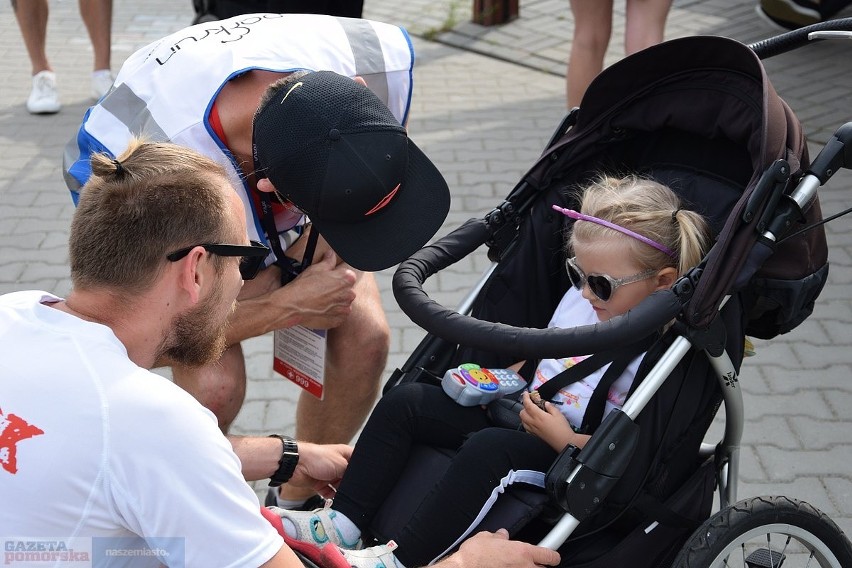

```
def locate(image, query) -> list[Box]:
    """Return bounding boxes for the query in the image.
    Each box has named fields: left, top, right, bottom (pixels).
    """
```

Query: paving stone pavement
left=2, top=0, right=852, bottom=541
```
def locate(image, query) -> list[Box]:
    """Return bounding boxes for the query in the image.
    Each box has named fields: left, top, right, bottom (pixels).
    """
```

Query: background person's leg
left=79, top=0, right=113, bottom=99
left=623, top=0, right=673, bottom=56
left=11, top=0, right=60, bottom=114
left=279, top=272, right=390, bottom=503
left=173, top=342, right=248, bottom=432
left=79, top=0, right=112, bottom=71
left=566, top=0, right=613, bottom=108
left=11, top=0, right=51, bottom=74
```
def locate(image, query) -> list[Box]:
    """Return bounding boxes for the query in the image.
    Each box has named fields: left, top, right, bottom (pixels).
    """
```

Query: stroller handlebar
left=748, top=17, right=852, bottom=59
left=393, top=218, right=683, bottom=360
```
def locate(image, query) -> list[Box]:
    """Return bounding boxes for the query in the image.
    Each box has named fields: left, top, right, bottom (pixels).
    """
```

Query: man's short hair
left=70, top=139, right=232, bottom=294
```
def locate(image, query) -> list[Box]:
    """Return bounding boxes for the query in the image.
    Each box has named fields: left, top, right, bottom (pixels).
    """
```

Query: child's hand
left=519, top=392, right=575, bottom=452
left=528, top=390, right=546, bottom=410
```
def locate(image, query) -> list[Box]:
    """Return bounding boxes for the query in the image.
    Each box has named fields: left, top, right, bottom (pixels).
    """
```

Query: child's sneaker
left=271, top=506, right=362, bottom=550
left=26, top=71, right=61, bottom=115
left=339, top=541, right=404, bottom=568
left=301, top=541, right=404, bottom=568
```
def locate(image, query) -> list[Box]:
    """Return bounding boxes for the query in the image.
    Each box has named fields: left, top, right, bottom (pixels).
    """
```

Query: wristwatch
left=268, top=434, right=299, bottom=487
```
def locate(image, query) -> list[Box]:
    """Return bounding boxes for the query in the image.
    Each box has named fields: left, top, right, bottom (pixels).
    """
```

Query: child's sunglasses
left=565, top=256, right=657, bottom=302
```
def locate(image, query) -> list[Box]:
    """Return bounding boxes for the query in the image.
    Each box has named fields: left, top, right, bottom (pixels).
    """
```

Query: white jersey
left=63, top=13, right=414, bottom=258
left=530, top=287, right=644, bottom=429
left=0, top=291, right=282, bottom=567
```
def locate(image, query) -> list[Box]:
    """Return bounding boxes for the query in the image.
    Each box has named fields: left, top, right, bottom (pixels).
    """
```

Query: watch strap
left=268, top=434, right=299, bottom=487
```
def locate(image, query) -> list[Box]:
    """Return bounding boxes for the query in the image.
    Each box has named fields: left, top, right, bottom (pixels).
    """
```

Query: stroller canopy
left=395, top=35, right=825, bottom=354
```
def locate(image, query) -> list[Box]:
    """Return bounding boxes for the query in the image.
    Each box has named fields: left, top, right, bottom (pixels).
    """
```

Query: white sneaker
left=91, top=69, right=114, bottom=101
left=26, top=71, right=61, bottom=114
left=340, top=542, right=403, bottom=568
left=272, top=506, right=362, bottom=550
left=283, top=538, right=403, bottom=568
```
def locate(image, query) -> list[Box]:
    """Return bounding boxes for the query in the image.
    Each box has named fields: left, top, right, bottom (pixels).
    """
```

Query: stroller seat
left=370, top=296, right=737, bottom=566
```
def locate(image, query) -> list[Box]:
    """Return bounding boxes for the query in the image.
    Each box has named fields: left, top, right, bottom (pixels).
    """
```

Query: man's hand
left=288, top=442, right=352, bottom=499
left=437, top=529, right=560, bottom=568
left=283, top=249, right=357, bottom=329
left=230, top=248, right=357, bottom=343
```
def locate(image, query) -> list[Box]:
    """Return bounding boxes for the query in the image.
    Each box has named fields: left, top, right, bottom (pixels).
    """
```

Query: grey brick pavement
left=2, top=0, right=852, bottom=540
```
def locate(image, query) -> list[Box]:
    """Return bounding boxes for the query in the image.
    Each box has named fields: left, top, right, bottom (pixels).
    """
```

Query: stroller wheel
left=672, top=496, right=852, bottom=568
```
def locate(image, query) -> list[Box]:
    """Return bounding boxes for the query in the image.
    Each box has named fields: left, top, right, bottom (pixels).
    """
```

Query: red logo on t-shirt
left=0, top=407, right=44, bottom=474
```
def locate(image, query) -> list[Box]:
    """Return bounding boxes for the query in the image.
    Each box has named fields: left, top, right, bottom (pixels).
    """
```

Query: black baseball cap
left=252, top=70, right=451, bottom=272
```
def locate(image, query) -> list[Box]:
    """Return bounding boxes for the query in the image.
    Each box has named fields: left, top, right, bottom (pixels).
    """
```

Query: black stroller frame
left=372, top=20, right=852, bottom=568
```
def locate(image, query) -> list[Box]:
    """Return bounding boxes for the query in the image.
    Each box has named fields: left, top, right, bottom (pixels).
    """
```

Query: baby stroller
left=358, top=25, right=852, bottom=568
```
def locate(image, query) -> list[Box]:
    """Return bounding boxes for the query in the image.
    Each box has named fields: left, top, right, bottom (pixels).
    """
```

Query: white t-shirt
left=0, top=291, right=282, bottom=567
left=63, top=13, right=415, bottom=263
left=529, top=287, right=644, bottom=429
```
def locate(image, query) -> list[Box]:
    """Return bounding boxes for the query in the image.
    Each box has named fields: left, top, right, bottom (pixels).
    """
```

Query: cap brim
left=311, top=140, right=451, bottom=272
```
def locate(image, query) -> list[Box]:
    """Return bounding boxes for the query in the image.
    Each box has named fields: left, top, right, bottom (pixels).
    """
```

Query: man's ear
left=655, top=267, right=679, bottom=291
left=173, top=247, right=206, bottom=304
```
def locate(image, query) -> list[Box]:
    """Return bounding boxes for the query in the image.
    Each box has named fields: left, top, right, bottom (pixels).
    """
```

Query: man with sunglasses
left=0, top=141, right=347, bottom=566
left=61, top=13, right=443, bottom=509
left=3, top=141, right=555, bottom=568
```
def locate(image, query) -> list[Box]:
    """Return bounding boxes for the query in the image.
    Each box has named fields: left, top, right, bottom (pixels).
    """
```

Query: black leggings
left=332, top=383, right=556, bottom=567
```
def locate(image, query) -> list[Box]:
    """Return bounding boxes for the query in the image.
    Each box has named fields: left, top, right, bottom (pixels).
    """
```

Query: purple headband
left=552, top=204, right=677, bottom=258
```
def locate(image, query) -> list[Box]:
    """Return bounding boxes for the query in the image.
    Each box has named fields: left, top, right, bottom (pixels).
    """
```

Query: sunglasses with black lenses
left=565, top=256, right=657, bottom=302
left=167, top=240, right=270, bottom=280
